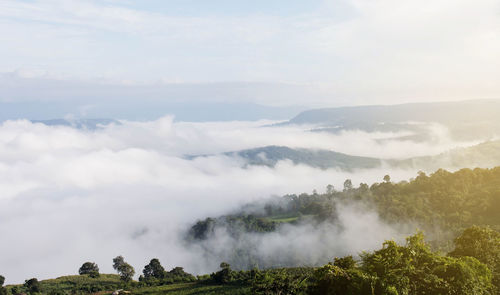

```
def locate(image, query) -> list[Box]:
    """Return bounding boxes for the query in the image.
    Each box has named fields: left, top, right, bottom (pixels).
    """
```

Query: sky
left=0, top=0, right=499, bottom=118
left=1, top=1, right=500, bottom=283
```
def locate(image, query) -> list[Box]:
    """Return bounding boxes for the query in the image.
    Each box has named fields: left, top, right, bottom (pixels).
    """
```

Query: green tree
left=212, top=262, right=233, bottom=284
left=24, top=278, right=41, bottom=294
left=79, top=262, right=100, bottom=278
left=312, top=264, right=377, bottom=295
left=361, top=232, right=493, bottom=294
left=326, top=184, right=335, bottom=194
left=143, top=258, right=166, bottom=280
left=0, top=275, right=6, bottom=295
left=333, top=256, right=356, bottom=270
left=253, top=269, right=309, bottom=295
left=383, top=174, right=391, bottom=183
left=113, top=256, right=135, bottom=282
left=10, top=286, right=19, bottom=295
left=450, top=226, right=500, bottom=289
left=343, top=179, right=353, bottom=191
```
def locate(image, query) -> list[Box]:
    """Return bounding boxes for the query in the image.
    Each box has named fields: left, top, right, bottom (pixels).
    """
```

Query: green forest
left=190, top=167, right=500, bottom=238
left=2, top=167, right=500, bottom=294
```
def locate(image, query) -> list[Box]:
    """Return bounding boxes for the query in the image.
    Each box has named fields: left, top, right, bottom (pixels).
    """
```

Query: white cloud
left=0, top=117, right=478, bottom=283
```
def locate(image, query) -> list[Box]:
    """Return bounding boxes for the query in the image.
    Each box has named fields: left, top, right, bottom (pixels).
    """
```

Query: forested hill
left=224, top=145, right=382, bottom=170
left=195, top=140, right=500, bottom=172
left=3, top=167, right=499, bottom=294
left=181, top=167, right=500, bottom=294
left=188, top=166, right=500, bottom=245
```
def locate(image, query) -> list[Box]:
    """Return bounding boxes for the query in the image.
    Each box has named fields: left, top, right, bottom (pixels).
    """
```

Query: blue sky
left=118, top=0, right=324, bottom=16
left=0, top=0, right=499, bottom=118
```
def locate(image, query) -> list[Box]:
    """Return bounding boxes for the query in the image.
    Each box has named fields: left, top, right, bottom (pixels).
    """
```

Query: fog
left=186, top=201, right=414, bottom=272
left=0, top=117, right=478, bottom=283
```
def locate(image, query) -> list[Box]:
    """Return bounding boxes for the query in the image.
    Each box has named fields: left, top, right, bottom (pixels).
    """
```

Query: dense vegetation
left=3, top=167, right=499, bottom=294
left=3, top=227, right=498, bottom=294
left=189, top=167, right=500, bottom=243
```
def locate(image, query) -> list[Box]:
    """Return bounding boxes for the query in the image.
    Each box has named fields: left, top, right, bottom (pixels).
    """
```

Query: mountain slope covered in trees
left=187, top=167, right=500, bottom=270
left=201, top=140, right=500, bottom=172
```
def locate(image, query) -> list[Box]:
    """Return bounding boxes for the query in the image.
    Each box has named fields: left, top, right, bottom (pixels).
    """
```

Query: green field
left=267, top=213, right=300, bottom=223
left=5, top=276, right=251, bottom=295
left=130, top=282, right=251, bottom=295
left=267, top=213, right=317, bottom=223
left=6, top=274, right=122, bottom=295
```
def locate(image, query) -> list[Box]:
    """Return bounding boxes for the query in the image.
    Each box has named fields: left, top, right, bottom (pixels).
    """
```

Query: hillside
left=186, top=167, right=500, bottom=270
left=394, top=140, right=500, bottom=171
left=225, top=145, right=382, bottom=170
left=4, top=228, right=499, bottom=295
left=3, top=167, right=499, bottom=294
left=287, top=100, right=500, bottom=141
left=207, top=140, right=500, bottom=172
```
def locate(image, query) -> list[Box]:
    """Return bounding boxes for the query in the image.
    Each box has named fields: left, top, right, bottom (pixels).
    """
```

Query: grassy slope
left=130, top=283, right=251, bottom=295
left=6, top=274, right=122, bottom=294
left=6, top=276, right=250, bottom=295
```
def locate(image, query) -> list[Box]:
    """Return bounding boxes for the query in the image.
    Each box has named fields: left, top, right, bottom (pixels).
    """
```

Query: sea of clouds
left=0, top=117, right=477, bottom=283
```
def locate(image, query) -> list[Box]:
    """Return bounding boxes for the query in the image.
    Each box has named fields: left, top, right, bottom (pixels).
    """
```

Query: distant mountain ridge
left=31, top=118, right=121, bottom=130
left=197, top=140, right=500, bottom=172
left=286, top=100, right=500, bottom=141
left=225, top=145, right=382, bottom=171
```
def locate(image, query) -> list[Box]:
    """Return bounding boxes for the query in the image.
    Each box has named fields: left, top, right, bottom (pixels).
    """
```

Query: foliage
left=251, top=268, right=312, bottom=295
left=130, top=282, right=251, bottom=295
left=188, top=215, right=276, bottom=241
left=140, top=261, right=197, bottom=286
left=311, top=264, right=377, bottom=295
left=4, top=229, right=497, bottom=295
left=211, top=262, right=234, bottom=284
left=449, top=225, right=500, bottom=290
left=166, top=267, right=196, bottom=283
left=0, top=275, right=6, bottom=295
left=113, top=256, right=135, bottom=282
left=333, top=256, right=356, bottom=270
left=311, top=232, right=494, bottom=294
left=24, top=278, right=41, bottom=294
left=78, top=262, right=100, bottom=278
left=143, top=258, right=167, bottom=280
left=189, top=167, right=500, bottom=250
left=360, top=232, right=493, bottom=294
left=6, top=274, right=124, bottom=295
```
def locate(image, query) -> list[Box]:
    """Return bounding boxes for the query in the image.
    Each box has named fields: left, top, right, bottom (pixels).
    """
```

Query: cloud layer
left=0, top=117, right=478, bottom=283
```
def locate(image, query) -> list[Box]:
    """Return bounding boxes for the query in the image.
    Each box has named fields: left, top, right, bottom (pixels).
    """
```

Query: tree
left=113, top=256, right=125, bottom=270
left=113, top=256, right=135, bottom=282
left=312, top=264, right=377, bottom=295
left=343, top=179, right=353, bottom=191
left=0, top=275, right=6, bottom=295
left=143, top=258, right=166, bottom=280
left=333, top=256, right=356, bottom=270
left=326, top=184, right=335, bottom=194
left=383, top=174, right=391, bottom=183
left=79, top=262, right=100, bottom=278
left=450, top=226, right=500, bottom=290
left=361, top=232, right=493, bottom=294
left=24, top=278, right=41, bottom=294
left=212, top=262, right=233, bottom=284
